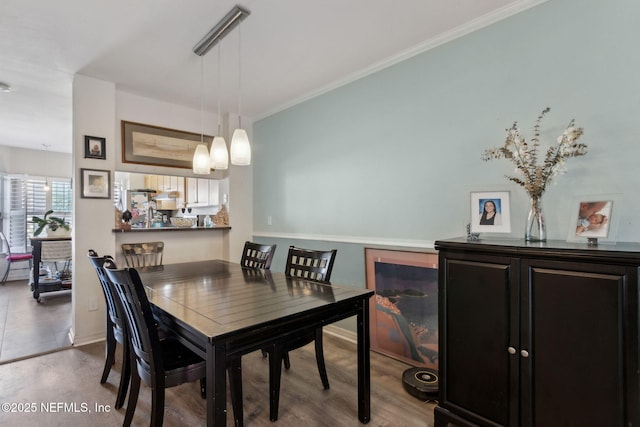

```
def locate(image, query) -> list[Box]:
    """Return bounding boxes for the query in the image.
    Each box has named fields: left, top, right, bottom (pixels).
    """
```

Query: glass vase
left=525, top=195, right=546, bottom=242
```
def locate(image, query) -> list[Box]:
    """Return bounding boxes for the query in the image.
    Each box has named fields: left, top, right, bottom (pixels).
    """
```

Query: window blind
left=2, top=175, right=72, bottom=252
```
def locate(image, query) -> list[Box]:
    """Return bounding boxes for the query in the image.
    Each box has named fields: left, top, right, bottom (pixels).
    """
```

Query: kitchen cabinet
left=143, top=175, right=183, bottom=194
left=185, top=177, right=219, bottom=206
left=434, top=238, right=640, bottom=427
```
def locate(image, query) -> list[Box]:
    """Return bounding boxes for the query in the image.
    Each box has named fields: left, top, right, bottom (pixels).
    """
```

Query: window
left=1, top=174, right=72, bottom=252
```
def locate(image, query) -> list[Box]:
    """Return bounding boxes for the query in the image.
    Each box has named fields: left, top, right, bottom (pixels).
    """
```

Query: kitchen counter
left=112, top=225, right=231, bottom=233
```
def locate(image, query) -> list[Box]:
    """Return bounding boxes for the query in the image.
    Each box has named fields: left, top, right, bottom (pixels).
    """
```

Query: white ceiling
left=0, top=0, right=536, bottom=154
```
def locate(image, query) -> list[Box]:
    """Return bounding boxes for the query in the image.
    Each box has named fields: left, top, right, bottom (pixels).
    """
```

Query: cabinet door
left=440, top=254, right=519, bottom=427
left=186, top=177, right=198, bottom=204
left=521, top=260, right=639, bottom=427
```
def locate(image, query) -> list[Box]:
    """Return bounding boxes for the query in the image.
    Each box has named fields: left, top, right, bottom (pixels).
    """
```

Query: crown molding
left=255, top=0, right=551, bottom=121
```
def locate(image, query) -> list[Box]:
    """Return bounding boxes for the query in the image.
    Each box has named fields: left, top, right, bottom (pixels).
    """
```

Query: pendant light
left=193, top=56, right=211, bottom=175
left=210, top=43, right=229, bottom=170
left=230, top=21, right=251, bottom=165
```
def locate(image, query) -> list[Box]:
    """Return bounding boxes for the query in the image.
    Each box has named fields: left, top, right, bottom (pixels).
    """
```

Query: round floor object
left=402, top=367, right=439, bottom=400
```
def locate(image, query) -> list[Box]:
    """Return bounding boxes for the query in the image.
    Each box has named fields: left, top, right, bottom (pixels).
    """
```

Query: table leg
left=206, top=343, right=228, bottom=427
left=357, top=299, right=371, bottom=423
left=32, top=242, right=42, bottom=300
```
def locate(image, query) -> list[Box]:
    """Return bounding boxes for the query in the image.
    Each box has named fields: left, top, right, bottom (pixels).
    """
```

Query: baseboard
left=324, top=324, right=357, bottom=344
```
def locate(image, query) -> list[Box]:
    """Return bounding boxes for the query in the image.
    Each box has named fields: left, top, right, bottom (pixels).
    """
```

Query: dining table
left=137, top=260, right=374, bottom=427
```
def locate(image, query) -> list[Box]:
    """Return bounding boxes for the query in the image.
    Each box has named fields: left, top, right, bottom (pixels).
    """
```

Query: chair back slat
left=285, top=246, right=337, bottom=282
left=104, top=260, right=161, bottom=377
left=121, top=242, right=164, bottom=268
left=87, top=250, right=125, bottom=334
left=240, top=241, right=276, bottom=269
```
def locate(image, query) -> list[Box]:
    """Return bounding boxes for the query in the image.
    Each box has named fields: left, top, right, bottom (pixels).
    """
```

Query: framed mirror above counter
left=113, top=171, right=229, bottom=231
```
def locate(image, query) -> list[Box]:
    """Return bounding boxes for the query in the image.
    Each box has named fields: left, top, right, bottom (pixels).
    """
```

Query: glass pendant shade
left=230, top=128, right=251, bottom=165
left=192, top=143, right=211, bottom=174
left=210, top=136, right=229, bottom=170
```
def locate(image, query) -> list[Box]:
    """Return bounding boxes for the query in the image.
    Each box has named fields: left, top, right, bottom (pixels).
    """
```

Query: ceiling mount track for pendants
left=193, top=5, right=250, bottom=57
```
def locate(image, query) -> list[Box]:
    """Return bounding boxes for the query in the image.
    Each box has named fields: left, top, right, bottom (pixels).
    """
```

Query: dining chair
left=121, top=242, right=164, bottom=268
left=1, top=231, right=33, bottom=286
left=103, top=260, right=244, bottom=427
left=241, top=241, right=277, bottom=360
left=264, top=245, right=337, bottom=421
left=87, top=250, right=130, bottom=409
left=240, top=241, right=276, bottom=269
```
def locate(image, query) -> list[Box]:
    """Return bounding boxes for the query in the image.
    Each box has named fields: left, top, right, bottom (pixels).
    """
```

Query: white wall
left=0, top=146, right=72, bottom=177
left=70, top=76, right=253, bottom=346
left=114, top=90, right=253, bottom=263
left=72, top=75, right=117, bottom=344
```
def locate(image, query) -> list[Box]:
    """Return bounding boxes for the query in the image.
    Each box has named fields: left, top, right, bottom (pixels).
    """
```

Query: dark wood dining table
left=137, top=260, right=374, bottom=426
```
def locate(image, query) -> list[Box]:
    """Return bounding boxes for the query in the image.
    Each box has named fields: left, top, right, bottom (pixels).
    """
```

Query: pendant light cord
left=237, top=22, right=242, bottom=128
left=200, top=56, right=204, bottom=144
left=217, top=44, right=222, bottom=134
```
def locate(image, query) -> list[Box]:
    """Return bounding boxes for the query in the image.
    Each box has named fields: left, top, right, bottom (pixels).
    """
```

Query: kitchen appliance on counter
left=126, top=189, right=182, bottom=227
left=155, top=191, right=180, bottom=226
left=126, top=190, right=156, bottom=227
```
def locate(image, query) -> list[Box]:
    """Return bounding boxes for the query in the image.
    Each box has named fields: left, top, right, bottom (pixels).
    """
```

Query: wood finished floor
left=0, top=333, right=436, bottom=426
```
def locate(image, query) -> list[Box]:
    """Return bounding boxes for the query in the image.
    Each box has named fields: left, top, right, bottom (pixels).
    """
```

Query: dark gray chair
left=264, top=245, right=337, bottom=421
left=87, top=250, right=130, bottom=409
left=240, top=241, right=276, bottom=269
left=103, top=260, right=243, bottom=427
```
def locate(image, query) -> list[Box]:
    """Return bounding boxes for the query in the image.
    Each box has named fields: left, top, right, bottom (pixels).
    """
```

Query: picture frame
left=470, top=191, right=512, bottom=234
left=566, top=194, right=621, bottom=243
left=121, top=120, right=213, bottom=169
left=84, top=135, right=106, bottom=160
left=80, top=168, right=110, bottom=199
left=365, top=247, right=439, bottom=370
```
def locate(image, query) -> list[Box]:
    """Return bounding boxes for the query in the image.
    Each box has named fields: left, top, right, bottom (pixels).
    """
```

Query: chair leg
left=100, top=327, right=116, bottom=384
left=123, top=364, right=140, bottom=427
left=150, top=383, right=165, bottom=427
left=200, top=377, right=206, bottom=399
left=228, top=358, right=244, bottom=427
left=1, top=262, right=11, bottom=285
left=115, top=338, right=131, bottom=409
left=268, top=345, right=284, bottom=422
left=314, top=328, right=330, bottom=390
left=283, top=351, right=291, bottom=370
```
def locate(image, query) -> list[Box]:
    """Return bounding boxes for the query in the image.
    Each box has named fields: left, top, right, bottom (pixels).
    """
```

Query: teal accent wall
left=253, top=0, right=640, bottom=324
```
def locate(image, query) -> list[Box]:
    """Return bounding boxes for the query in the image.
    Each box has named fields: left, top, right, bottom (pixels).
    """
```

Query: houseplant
left=32, top=210, right=71, bottom=237
left=482, top=107, right=587, bottom=241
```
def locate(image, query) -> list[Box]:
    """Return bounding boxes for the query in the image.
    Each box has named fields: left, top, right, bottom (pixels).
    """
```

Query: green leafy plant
left=31, top=210, right=70, bottom=236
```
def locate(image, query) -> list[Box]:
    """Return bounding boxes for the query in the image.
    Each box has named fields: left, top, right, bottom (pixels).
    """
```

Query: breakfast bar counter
left=112, top=226, right=230, bottom=233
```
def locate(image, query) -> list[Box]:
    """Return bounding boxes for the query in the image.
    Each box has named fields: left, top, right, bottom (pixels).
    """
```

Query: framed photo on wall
left=365, top=248, right=439, bottom=370
left=84, top=135, right=106, bottom=159
left=470, top=191, right=512, bottom=234
left=80, top=168, right=110, bottom=199
left=121, top=120, right=212, bottom=169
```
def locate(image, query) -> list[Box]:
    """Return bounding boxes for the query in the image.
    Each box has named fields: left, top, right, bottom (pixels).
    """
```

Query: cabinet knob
left=520, top=350, right=529, bottom=358
left=508, top=347, right=517, bottom=355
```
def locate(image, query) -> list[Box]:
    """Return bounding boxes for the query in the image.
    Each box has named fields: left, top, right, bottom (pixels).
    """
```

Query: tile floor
left=0, top=279, right=72, bottom=363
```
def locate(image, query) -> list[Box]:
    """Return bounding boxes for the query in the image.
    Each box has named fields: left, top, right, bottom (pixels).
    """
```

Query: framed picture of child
left=469, top=191, right=512, bottom=234
left=575, top=200, right=612, bottom=237
left=567, top=194, right=623, bottom=245
left=84, top=135, right=106, bottom=159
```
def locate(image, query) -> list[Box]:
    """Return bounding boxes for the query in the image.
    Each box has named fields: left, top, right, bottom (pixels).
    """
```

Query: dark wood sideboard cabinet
left=433, top=237, right=640, bottom=427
